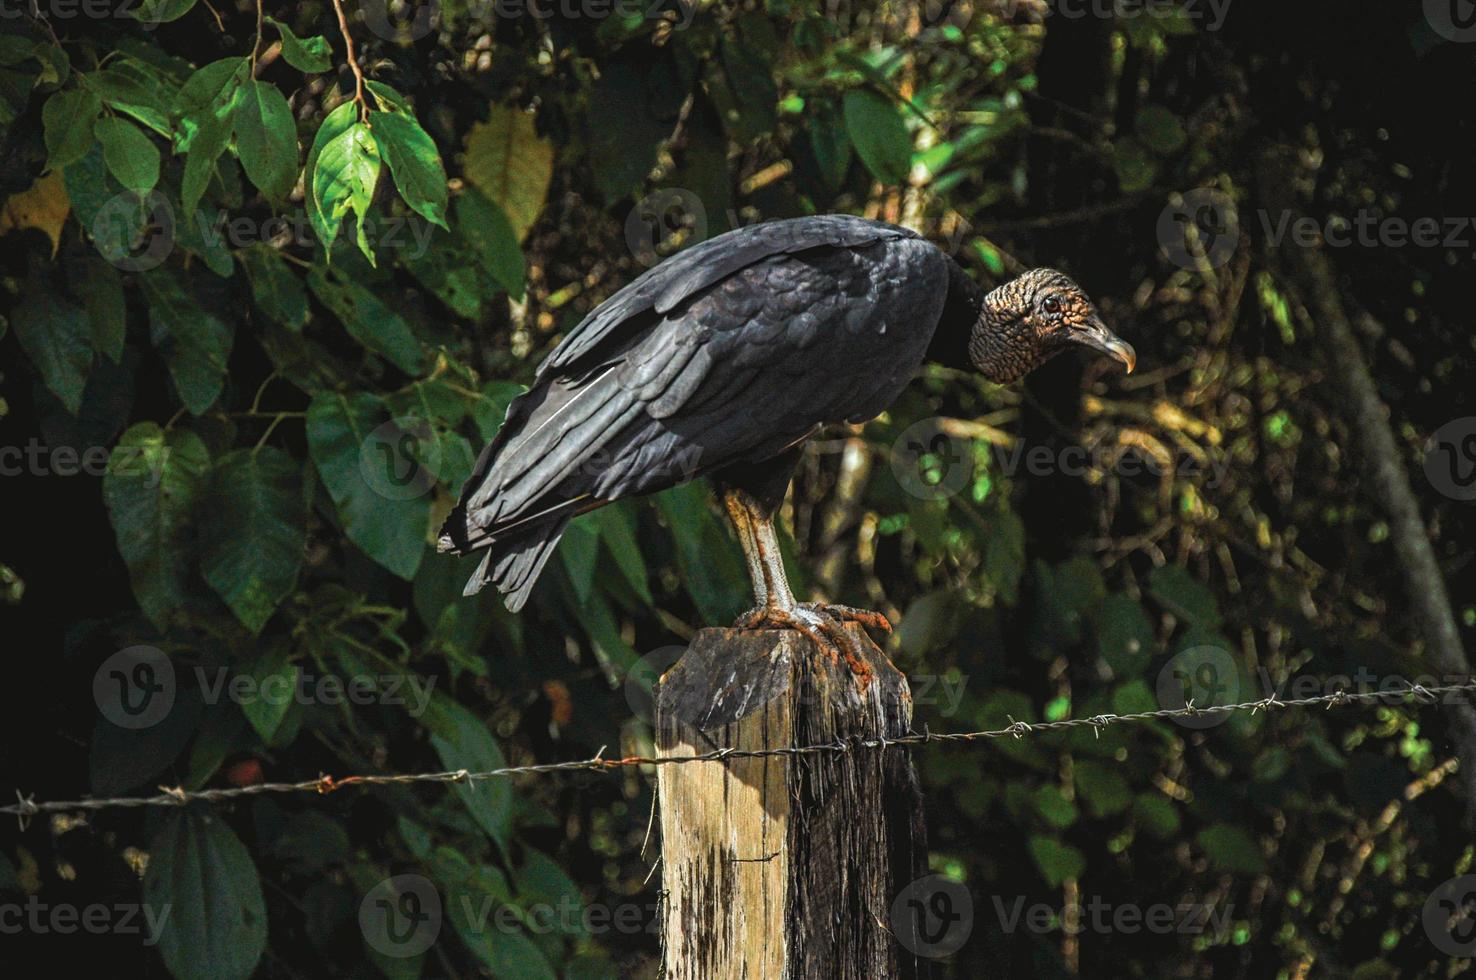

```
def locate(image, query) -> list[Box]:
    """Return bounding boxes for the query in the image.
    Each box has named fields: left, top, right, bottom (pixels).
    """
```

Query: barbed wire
left=7, top=680, right=1475, bottom=825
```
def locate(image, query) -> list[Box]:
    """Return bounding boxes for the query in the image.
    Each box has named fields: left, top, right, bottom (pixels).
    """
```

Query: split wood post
left=655, top=624, right=930, bottom=978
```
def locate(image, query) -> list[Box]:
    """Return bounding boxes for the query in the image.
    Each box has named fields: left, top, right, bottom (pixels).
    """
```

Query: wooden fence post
left=655, top=624, right=930, bottom=978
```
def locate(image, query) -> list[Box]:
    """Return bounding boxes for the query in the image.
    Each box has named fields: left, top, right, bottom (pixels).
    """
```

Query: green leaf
left=306, top=391, right=429, bottom=579
left=143, top=808, right=267, bottom=980
left=453, top=918, right=558, bottom=980
left=175, top=58, right=248, bottom=148
left=87, top=60, right=174, bottom=136
left=42, top=88, right=100, bottom=170
left=715, top=20, right=778, bottom=144
left=513, top=849, right=584, bottom=928
left=186, top=706, right=249, bottom=790
left=656, top=481, right=748, bottom=624
left=182, top=107, right=235, bottom=218
left=311, top=121, right=381, bottom=259
left=1136, top=104, right=1187, bottom=155
left=63, top=143, right=111, bottom=228
left=456, top=189, right=525, bottom=299
left=1043, top=555, right=1104, bottom=645
left=94, top=116, right=160, bottom=193
left=1028, top=835, right=1086, bottom=888
left=268, top=812, right=350, bottom=873
left=560, top=519, right=600, bottom=607
left=983, top=509, right=1025, bottom=604
left=238, top=645, right=300, bottom=741
left=1148, top=564, right=1222, bottom=628
left=132, top=0, right=199, bottom=25
left=403, top=226, right=487, bottom=319
left=1096, top=594, right=1154, bottom=675
left=1196, top=824, right=1267, bottom=874
left=90, top=690, right=203, bottom=796
left=1074, top=759, right=1133, bottom=818
left=233, top=79, right=299, bottom=201
left=596, top=503, right=653, bottom=605
left=1111, top=679, right=1158, bottom=714
left=171, top=190, right=234, bottom=278
left=304, top=101, right=358, bottom=244
left=365, top=80, right=413, bottom=115
left=103, top=423, right=211, bottom=628
left=370, top=110, right=449, bottom=229
left=141, top=269, right=234, bottom=414
left=307, top=265, right=426, bottom=374
left=240, top=244, right=309, bottom=330
left=1112, top=137, right=1156, bottom=193
left=201, top=448, right=306, bottom=634
left=799, top=103, right=851, bottom=191
left=843, top=88, right=912, bottom=184
left=569, top=590, right=640, bottom=676
left=0, top=36, right=36, bottom=67
left=897, top=591, right=962, bottom=658
left=266, top=17, right=333, bottom=74
left=423, top=696, right=512, bottom=851
left=11, top=285, right=92, bottom=414
left=1132, top=793, right=1181, bottom=839
left=68, top=255, right=126, bottom=363
left=461, top=104, right=553, bottom=242
left=1032, top=785, right=1079, bottom=829
left=472, top=381, right=524, bottom=441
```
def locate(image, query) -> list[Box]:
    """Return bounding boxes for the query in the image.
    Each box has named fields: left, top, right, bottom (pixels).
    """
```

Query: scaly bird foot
left=732, top=603, right=879, bottom=683
left=733, top=604, right=837, bottom=654
left=796, top=602, right=892, bottom=634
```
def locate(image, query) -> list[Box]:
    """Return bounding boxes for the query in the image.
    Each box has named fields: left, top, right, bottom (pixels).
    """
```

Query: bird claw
left=732, top=603, right=883, bottom=683
left=797, top=602, right=892, bottom=634
left=733, top=604, right=834, bottom=653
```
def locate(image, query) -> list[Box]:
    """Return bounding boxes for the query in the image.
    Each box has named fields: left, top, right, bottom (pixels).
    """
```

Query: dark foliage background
left=1, top=0, right=1473, bottom=976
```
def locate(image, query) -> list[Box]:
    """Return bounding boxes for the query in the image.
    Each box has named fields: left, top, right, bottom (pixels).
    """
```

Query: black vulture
left=439, top=215, right=1134, bottom=650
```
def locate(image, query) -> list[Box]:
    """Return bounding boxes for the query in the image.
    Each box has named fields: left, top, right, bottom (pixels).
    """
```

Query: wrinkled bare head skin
left=970, top=268, right=1136, bottom=383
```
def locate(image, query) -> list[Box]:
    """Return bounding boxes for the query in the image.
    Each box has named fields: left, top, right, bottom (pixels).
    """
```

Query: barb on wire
left=6, top=680, right=1475, bottom=823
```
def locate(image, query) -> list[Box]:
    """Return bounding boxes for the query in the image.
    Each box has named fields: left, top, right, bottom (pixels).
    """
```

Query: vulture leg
left=716, top=450, right=891, bottom=673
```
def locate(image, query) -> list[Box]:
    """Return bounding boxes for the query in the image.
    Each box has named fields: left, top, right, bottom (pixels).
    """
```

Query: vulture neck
left=926, top=257, right=988, bottom=372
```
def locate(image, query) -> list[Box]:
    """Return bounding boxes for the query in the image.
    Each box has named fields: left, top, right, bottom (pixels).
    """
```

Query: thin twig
left=329, top=0, right=370, bottom=123
left=249, top=0, right=264, bottom=73
left=199, top=0, right=226, bottom=32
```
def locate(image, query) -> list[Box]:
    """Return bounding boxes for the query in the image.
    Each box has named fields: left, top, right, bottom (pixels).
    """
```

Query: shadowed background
left=1, top=0, right=1474, bottom=976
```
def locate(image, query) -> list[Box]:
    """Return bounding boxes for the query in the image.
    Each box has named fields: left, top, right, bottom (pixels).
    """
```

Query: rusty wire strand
left=6, top=680, right=1474, bottom=824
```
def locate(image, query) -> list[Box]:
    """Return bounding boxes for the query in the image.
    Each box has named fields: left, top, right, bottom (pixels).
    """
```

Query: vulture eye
left=1042, top=296, right=1063, bottom=317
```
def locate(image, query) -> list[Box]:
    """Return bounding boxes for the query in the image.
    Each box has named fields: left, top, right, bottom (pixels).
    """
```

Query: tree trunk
left=1258, top=146, right=1476, bottom=825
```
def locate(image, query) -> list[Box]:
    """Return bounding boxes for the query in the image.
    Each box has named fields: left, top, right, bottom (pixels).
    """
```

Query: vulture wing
left=440, top=215, right=950, bottom=609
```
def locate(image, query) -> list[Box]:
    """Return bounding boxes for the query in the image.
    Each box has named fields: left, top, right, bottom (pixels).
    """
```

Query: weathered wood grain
left=656, top=625, right=929, bottom=979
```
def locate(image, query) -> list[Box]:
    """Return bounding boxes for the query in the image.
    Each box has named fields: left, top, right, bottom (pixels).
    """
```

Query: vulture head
left=970, top=267, right=1136, bottom=383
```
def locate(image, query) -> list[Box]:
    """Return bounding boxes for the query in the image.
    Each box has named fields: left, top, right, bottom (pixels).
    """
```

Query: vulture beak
left=1077, top=316, right=1136, bottom=374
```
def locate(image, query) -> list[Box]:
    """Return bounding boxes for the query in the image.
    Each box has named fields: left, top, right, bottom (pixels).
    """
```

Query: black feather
left=441, top=216, right=952, bottom=607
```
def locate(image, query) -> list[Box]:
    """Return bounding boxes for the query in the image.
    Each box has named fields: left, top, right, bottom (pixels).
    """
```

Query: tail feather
left=461, top=517, right=572, bottom=611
